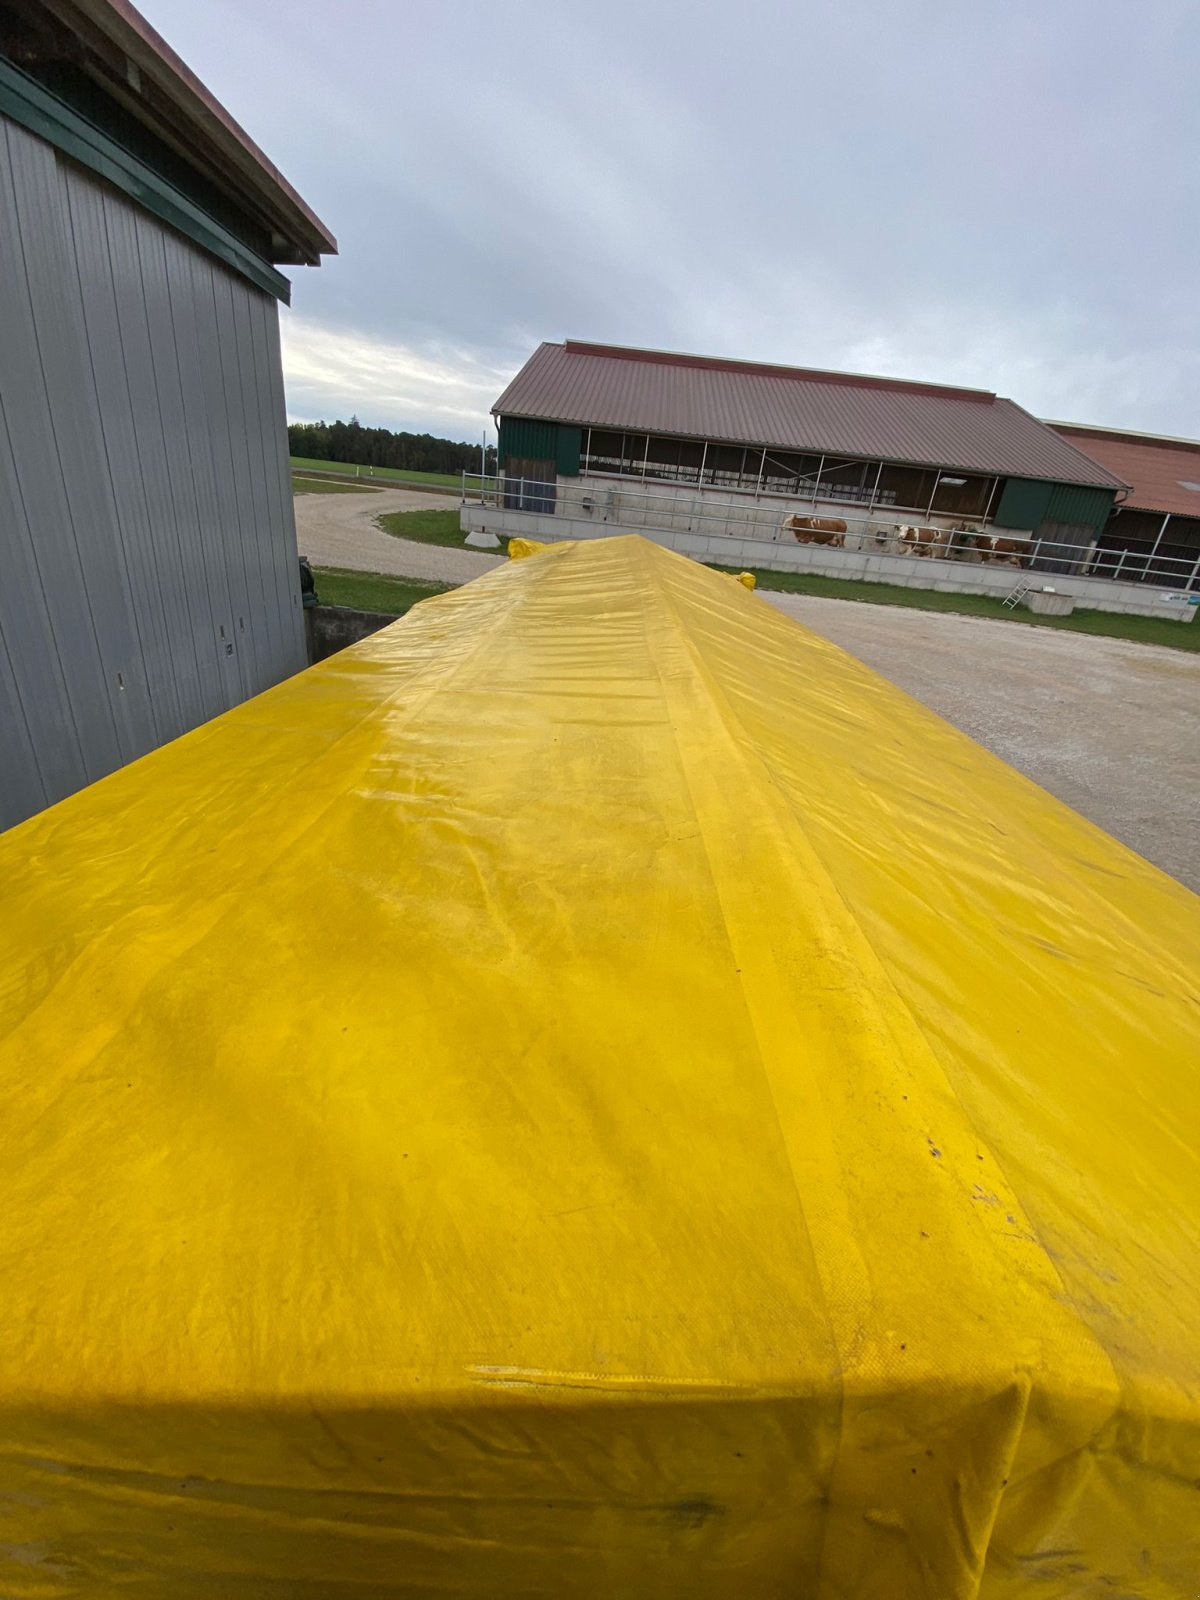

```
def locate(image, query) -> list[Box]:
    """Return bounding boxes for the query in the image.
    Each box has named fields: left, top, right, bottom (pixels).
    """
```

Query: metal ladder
left=1002, top=578, right=1035, bottom=610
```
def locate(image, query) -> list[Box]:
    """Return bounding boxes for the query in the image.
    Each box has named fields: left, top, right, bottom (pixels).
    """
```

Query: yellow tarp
left=0, top=535, right=1197, bottom=1598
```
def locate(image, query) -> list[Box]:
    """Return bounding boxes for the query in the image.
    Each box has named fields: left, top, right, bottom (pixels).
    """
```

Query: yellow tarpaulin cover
left=0, top=535, right=1197, bottom=1598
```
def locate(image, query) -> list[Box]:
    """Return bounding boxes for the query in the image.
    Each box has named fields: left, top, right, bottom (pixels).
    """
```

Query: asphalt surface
left=766, top=591, right=1200, bottom=892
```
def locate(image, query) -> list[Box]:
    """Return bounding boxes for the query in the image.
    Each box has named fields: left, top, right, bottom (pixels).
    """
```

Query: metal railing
left=460, top=471, right=1200, bottom=590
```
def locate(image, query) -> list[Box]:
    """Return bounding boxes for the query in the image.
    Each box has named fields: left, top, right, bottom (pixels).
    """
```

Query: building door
left=1032, top=522, right=1096, bottom=575
left=504, top=457, right=556, bottom=514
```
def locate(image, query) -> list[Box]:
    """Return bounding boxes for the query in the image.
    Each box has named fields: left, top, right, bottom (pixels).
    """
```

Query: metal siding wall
left=556, top=424, right=582, bottom=477
left=994, top=478, right=1053, bottom=529
left=1044, top=483, right=1114, bottom=534
left=0, top=114, right=307, bottom=831
left=499, top=417, right=558, bottom=466
left=249, top=289, right=307, bottom=669
left=0, top=120, right=147, bottom=801
left=61, top=164, right=183, bottom=745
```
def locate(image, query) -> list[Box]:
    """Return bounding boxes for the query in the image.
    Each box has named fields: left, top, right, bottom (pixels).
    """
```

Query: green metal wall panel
left=1044, top=483, right=1115, bottom=534
left=994, top=478, right=1053, bottom=530
left=995, top=477, right=1115, bottom=535
left=499, top=417, right=581, bottom=476
left=498, top=417, right=557, bottom=467
left=556, top=425, right=581, bottom=477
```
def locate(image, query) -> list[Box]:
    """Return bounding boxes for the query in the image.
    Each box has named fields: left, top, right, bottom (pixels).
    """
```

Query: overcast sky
left=143, top=0, right=1199, bottom=444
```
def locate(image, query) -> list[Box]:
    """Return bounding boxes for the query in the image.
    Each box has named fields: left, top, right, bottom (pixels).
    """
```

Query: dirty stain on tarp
left=0, top=535, right=1197, bottom=1597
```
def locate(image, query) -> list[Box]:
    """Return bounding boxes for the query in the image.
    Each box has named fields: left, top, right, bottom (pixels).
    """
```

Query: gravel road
left=766, top=591, right=1200, bottom=892
left=294, top=487, right=502, bottom=586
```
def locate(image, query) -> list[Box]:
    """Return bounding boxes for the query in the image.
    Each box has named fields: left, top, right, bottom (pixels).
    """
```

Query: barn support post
left=1113, top=548, right=1129, bottom=580
left=1188, top=551, right=1200, bottom=590
left=926, top=473, right=942, bottom=519
left=1149, top=514, right=1171, bottom=561
left=812, top=456, right=825, bottom=505
left=698, top=440, right=709, bottom=489
left=867, top=460, right=883, bottom=518
left=982, top=477, right=999, bottom=525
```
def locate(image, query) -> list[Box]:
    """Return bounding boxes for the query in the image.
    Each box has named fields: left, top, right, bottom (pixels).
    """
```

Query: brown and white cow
left=896, top=524, right=949, bottom=557
left=783, top=514, right=847, bottom=547
left=971, top=534, right=1030, bottom=567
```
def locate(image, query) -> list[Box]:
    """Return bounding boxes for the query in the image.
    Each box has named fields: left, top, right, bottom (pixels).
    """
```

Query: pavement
left=293, top=486, right=1200, bottom=892
left=766, top=591, right=1200, bottom=892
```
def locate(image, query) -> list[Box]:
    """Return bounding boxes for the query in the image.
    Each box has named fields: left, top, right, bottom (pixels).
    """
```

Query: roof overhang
left=0, top=0, right=335, bottom=266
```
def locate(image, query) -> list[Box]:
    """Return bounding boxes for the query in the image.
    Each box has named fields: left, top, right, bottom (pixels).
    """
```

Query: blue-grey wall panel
left=0, top=114, right=308, bottom=831
left=100, top=189, right=210, bottom=731
left=0, top=120, right=142, bottom=786
left=61, top=164, right=179, bottom=746
left=255, top=293, right=307, bottom=664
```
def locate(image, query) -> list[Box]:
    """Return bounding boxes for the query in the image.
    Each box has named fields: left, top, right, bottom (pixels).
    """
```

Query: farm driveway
left=294, top=487, right=501, bottom=586
left=767, top=591, right=1200, bottom=892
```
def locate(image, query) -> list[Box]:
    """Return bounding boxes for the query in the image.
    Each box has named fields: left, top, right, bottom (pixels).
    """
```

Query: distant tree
left=289, top=420, right=496, bottom=476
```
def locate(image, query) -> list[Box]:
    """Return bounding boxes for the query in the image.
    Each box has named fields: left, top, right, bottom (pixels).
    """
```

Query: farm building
left=484, top=341, right=1128, bottom=558
left=0, top=0, right=335, bottom=830
left=1048, top=421, right=1200, bottom=586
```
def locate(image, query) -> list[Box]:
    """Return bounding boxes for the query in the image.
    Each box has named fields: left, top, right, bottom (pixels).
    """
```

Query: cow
left=896, top=524, right=949, bottom=557
left=971, top=534, right=1030, bottom=567
left=783, top=514, right=846, bottom=547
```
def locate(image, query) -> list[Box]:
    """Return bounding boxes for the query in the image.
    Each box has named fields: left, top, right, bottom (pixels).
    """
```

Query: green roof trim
left=0, top=59, right=290, bottom=303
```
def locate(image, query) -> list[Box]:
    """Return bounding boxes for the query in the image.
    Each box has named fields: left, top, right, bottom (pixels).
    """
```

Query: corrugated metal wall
left=994, top=477, right=1114, bottom=535
left=0, top=115, right=306, bottom=830
left=994, top=478, right=1053, bottom=530
left=1044, top=482, right=1115, bottom=532
left=498, top=418, right=581, bottom=476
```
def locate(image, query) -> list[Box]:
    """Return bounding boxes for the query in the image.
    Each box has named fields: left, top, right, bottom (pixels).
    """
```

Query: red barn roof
left=1048, top=423, right=1200, bottom=519
left=495, top=342, right=1127, bottom=490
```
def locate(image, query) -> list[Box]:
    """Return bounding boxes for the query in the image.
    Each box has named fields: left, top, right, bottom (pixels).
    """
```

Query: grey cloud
left=145, top=0, right=1198, bottom=437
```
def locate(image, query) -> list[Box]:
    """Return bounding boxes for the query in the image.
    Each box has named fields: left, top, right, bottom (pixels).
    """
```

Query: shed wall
left=995, top=477, right=1114, bottom=536
left=0, top=115, right=306, bottom=829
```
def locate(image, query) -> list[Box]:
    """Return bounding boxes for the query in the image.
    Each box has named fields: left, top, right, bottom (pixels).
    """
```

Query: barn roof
left=1, top=0, right=335, bottom=266
left=495, top=341, right=1128, bottom=490
left=1048, top=421, right=1200, bottom=519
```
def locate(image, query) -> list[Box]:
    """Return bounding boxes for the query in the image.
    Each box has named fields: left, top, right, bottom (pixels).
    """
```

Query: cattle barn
left=1048, top=421, right=1200, bottom=586
left=486, top=341, right=1135, bottom=574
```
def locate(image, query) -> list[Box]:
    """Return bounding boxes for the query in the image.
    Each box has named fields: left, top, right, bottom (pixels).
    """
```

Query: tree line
left=289, top=418, right=496, bottom=476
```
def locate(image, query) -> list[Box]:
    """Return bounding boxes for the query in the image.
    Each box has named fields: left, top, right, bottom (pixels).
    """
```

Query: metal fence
left=460, top=471, right=1200, bottom=591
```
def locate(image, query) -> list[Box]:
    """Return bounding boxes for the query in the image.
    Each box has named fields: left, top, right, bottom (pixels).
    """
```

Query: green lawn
left=292, top=473, right=382, bottom=495
left=311, top=567, right=454, bottom=616
left=376, top=507, right=477, bottom=548
left=712, top=564, right=1200, bottom=653
left=290, top=456, right=463, bottom=490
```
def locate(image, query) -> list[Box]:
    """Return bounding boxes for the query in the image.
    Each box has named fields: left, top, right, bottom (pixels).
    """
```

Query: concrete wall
left=0, top=114, right=308, bottom=830
left=462, top=505, right=1197, bottom=623
left=304, top=605, right=393, bottom=664
left=530, top=472, right=1009, bottom=545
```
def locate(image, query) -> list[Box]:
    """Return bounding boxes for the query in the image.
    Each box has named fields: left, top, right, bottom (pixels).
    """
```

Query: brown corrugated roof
left=494, top=342, right=1127, bottom=490
left=1048, top=423, right=1200, bottom=520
